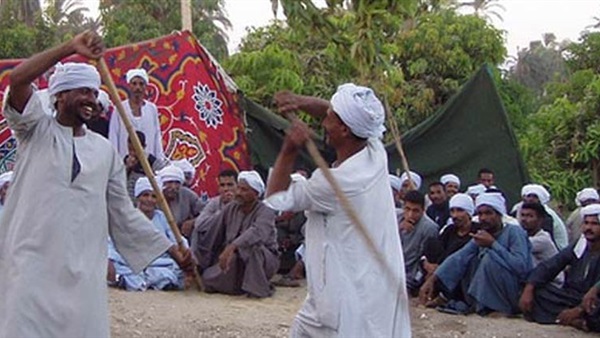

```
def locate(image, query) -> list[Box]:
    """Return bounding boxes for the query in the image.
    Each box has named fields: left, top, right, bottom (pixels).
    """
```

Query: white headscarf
left=0, top=171, right=13, bottom=187
left=330, top=83, right=386, bottom=139
left=466, top=184, right=486, bottom=197
left=134, top=176, right=163, bottom=198
left=389, top=174, right=402, bottom=192
left=48, top=62, right=100, bottom=96
left=449, top=193, right=475, bottom=215
left=158, top=165, right=184, bottom=184
left=399, top=171, right=422, bottom=190
left=576, top=188, right=600, bottom=207
left=172, top=159, right=195, bottom=176
left=581, top=203, right=600, bottom=218
left=126, top=68, right=149, bottom=84
left=521, top=184, right=550, bottom=204
left=476, top=192, right=506, bottom=215
left=238, top=170, right=265, bottom=196
left=440, top=174, right=460, bottom=188
left=97, top=89, right=113, bottom=114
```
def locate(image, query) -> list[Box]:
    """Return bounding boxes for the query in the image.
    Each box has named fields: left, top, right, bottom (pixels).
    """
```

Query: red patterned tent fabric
left=0, top=31, right=251, bottom=199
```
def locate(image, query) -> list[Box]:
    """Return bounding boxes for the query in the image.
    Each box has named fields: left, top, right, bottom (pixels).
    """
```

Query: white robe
left=108, top=99, right=165, bottom=160
left=266, top=138, right=411, bottom=338
left=0, top=92, right=173, bottom=338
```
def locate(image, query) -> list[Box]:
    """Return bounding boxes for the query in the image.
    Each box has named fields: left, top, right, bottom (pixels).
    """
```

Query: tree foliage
left=225, top=4, right=505, bottom=131
left=99, top=0, right=231, bottom=60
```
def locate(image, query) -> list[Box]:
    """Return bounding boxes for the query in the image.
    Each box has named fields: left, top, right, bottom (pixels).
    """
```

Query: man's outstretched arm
left=9, top=31, right=104, bottom=112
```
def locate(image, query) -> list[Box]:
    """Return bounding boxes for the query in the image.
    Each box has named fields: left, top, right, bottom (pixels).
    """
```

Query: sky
left=223, top=0, right=600, bottom=57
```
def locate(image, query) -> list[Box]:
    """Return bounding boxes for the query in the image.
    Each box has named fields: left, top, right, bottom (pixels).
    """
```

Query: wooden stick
left=384, top=98, right=415, bottom=190
left=285, top=114, right=396, bottom=284
left=96, top=58, right=203, bottom=291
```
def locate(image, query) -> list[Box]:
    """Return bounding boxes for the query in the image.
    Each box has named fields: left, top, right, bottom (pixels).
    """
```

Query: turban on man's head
left=466, top=184, right=486, bottom=197
left=399, top=171, right=422, bottom=190
left=576, top=188, right=600, bottom=207
left=581, top=203, right=600, bottom=219
left=238, top=170, right=265, bottom=196
left=330, top=83, right=386, bottom=139
left=450, top=193, right=475, bottom=215
left=476, top=192, right=506, bottom=215
left=97, top=90, right=113, bottom=114
left=134, top=176, right=162, bottom=198
left=440, top=174, right=461, bottom=188
left=126, top=68, right=149, bottom=84
left=48, top=62, right=100, bottom=96
left=172, top=159, right=195, bottom=176
left=389, top=174, right=402, bottom=192
left=0, top=171, right=13, bottom=187
left=158, top=165, right=184, bottom=184
left=521, top=184, right=550, bottom=204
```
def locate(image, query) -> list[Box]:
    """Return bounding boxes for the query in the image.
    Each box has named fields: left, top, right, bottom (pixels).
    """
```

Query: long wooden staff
left=96, top=58, right=203, bottom=291
left=284, top=113, right=397, bottom=285
left=384, top=98, right=415, bottom=191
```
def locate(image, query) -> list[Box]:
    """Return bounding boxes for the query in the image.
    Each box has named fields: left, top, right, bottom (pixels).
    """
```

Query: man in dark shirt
left=519, top=203, right=600, bottom=332
left=426, top=181, right=450, bottom=227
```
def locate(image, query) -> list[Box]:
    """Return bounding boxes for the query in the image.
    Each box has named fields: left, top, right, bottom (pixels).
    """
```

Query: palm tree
left=459, top=0, right=505, bottom=22
left=0, top=0, right=42, bottom=26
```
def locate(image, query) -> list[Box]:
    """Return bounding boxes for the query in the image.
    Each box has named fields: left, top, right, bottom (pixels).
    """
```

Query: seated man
left=172, top=158, right=196, bottom=188
left=124, top=130, right=168, bottom=201
left=440, top=174, right=461, bottom=198
left=420, top=192, right=532, bottom=316
left=108, top=177, right=187, bottom=291
left=399, top=190, right=438, bottom=295
left=159, top=164, right=203, bottom=239
left=519, top=204, right=600, bottom=332
left=519, top=202, right=562, bottom=270
left=426, top=181, right=450, bottom=227
left=566, top=188, right=599, bottom=244
left=421, top=194, right=480, bottom=307
left=192, top=170, right=278, bottom=298
left=195, top=169, right=238, bottom=228
left=511, top=183, right=568, bottom=250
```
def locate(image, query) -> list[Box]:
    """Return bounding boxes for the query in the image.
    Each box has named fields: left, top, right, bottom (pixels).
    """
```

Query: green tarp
left=243, top=66, right=529, bottom=205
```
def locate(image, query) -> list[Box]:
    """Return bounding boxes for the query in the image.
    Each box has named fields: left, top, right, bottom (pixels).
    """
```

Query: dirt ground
left=109, top=283, right=596, bottom=338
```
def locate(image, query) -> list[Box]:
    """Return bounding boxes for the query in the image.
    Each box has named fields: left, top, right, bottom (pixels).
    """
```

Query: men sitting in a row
left=107, top=177, right=187, bottom=291
left=192, top=170, right=278, bottom=298
left=520, top=203, right=600, bottom=332
left=420, top=192, right=533, bottom=316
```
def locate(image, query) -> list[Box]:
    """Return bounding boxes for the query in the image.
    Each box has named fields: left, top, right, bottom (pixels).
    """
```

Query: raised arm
left=8, top=31, right=104, bottom=113
left=273, top=91, right=330, bottom=120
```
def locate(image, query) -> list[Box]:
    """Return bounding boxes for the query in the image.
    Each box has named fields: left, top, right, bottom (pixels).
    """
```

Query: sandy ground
left=109, top=283, right=597, bottom=338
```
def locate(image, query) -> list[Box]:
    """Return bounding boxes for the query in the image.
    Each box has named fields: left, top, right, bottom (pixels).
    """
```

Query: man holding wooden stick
left=266, top=84, right=411, bottom=337
left=0, top=31, right=193, bottom=338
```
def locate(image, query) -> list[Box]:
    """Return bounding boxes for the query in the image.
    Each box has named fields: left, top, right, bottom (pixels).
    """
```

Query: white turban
left=466, top=184, right=486, bottom=197
left=449, top=193, right=475, bottom=215
left=330, top=83, right=386, bottom=139
left=576, top=188, right=600, bottom=207
left=521, top=184, right=550, bottom=204
left=476, top=192, right=506, bottom=215
left=97, top=90, right=113, bottom=114
left=126, top=68, right=149, bottom=84
left=48, top=62, right=100, bottom=96
left=158, top=165, right=184, bottom=184
left=399, top=171, right=422, bottom=190
left=581, top=203, right=600, bottom=218
left=134, top=176, right=163, bottom=198
left=238, top=170, right=265, bottom=196
left=440, top=174, right=461, bottom=187
left=0, top=171, right=13, bottom=187
left=389, top=174, right=402, bottom=192
left=172, top=159, right=195, bottom=176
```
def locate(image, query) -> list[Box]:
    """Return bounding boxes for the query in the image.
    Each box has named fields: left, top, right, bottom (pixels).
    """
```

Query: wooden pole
left=181, top=0, right=192, bottom=32
left=96, top=58, right=203, bottom=290
left=384, top=98, right=415, bottom=191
